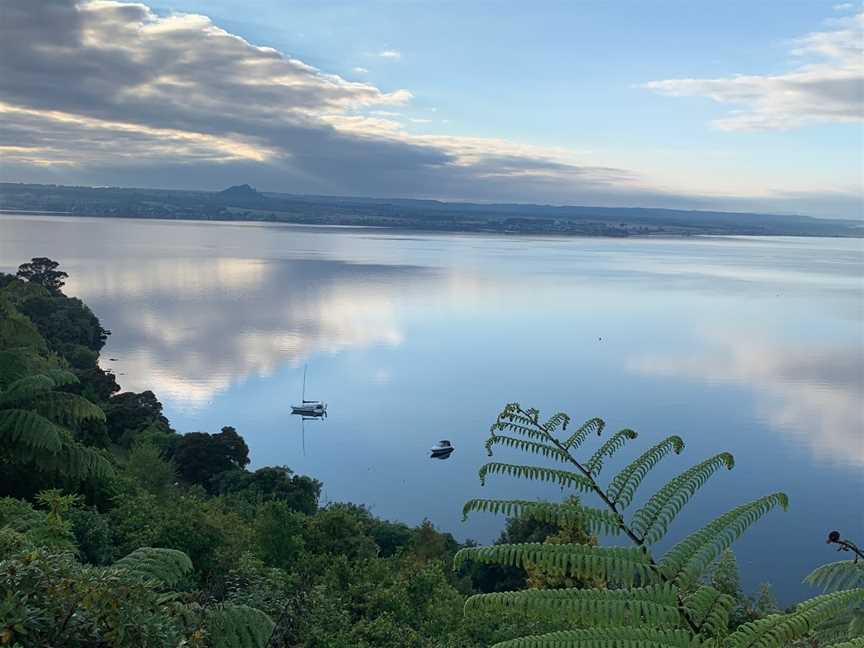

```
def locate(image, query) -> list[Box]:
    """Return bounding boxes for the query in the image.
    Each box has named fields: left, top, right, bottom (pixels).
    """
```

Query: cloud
left=377, top=49, right=402, bottom=60
left=643, top=12, right=864, bottom=130
left=0, top=0, right=649, bottom=201
left=352, top=67, right=369, bottom=74
left=0, top=0, right=859, bottom=217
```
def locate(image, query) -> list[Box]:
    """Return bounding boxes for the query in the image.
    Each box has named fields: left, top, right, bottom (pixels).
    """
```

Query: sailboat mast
left=302, top=364, right=307, bottom=401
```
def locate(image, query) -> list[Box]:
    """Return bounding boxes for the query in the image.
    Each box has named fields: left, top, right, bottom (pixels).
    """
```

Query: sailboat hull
left=292, top=404, right=326, bottom=416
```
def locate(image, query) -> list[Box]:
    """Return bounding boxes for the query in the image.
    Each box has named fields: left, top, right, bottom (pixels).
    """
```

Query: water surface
left=1, top=213, right=862, bottom=602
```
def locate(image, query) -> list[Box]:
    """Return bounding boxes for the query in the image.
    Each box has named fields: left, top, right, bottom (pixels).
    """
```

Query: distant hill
left=1, top=182, right=861, bottom=238
left=219, top=184, right=265, bottom=205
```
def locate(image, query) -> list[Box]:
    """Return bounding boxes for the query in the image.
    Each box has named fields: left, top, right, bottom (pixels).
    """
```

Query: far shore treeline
left=2, top=182, right=863, bottom=238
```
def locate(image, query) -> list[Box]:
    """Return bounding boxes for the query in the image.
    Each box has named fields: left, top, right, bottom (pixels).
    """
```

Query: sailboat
left=291, top=365, right=327, bottom=417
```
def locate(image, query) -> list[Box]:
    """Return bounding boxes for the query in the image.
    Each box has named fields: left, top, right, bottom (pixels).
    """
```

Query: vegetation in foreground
left=0, top=257, right=861, bottom=647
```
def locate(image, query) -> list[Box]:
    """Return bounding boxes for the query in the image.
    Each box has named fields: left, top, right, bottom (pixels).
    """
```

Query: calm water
left=1, top=213, right=862, bottom=602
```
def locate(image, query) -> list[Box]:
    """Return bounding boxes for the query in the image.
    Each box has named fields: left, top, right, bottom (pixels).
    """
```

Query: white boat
left=430, top=440, right=454, bottom=457
left=291, top=365, right=327, bottom=417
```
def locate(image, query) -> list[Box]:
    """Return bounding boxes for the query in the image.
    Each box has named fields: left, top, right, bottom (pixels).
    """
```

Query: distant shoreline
left=2, top=209, right=859, bottom=240
left=2, top=182, right=861, bottom=238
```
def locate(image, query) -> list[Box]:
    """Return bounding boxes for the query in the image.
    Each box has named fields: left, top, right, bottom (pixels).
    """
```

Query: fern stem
left=513, top=406, right=701, bottom=635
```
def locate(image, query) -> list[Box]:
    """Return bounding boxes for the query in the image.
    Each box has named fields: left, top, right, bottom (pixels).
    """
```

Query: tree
left=453, top=402, right=864, bottom=647
left=16, top=257, right=68, bottom=292
left=172, top=426, right=250, bottom=490
left=215, top=466, right=321, bottom=515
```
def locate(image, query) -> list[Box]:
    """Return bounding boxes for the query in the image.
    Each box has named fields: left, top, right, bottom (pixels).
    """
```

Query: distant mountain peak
left=220, top=184, right=262, bottom=198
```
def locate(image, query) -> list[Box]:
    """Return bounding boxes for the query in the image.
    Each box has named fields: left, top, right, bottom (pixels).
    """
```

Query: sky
left=1, top=0, right=862, bottom=218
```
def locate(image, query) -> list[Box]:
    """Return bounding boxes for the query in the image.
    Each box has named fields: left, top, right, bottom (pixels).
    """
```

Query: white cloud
left=643, top=12, right=864, bottom=131
left=352, top=67, right=369, bottom=74
left=377, top=49, right=402, bottom=60
left=409, top=117, right=432, bottom=124
left=833, top=3, right=854, bottom=11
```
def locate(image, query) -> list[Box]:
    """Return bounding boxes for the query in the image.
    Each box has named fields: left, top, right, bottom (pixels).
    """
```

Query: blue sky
left=1, top=0, right=861, bottom=217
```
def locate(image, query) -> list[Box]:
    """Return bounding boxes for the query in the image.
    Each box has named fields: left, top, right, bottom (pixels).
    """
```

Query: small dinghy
left=430, top=440, right=454, bottom=458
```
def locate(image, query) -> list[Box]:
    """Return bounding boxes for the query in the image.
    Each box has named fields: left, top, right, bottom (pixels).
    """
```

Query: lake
left=1, top=213, right=861, bottom=602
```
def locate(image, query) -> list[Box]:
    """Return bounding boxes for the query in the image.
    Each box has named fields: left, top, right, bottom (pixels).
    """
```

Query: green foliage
left=215, top=465, right=321, bottom=514
left=606, top=435, right=685, bottom=509
left=806, top=561, right=864, bottom=593
left=463, top=499, right=623, bottom=536
left=659, top=493, right=789, bottom=588
left=488, top=627, right=694, bottom=648
left=454, top=402, right=860, bottom=648
left=172, top=426, right=250, bottom=490
left=124, top=443, right=177, bottom=496
left=465, top=583, right=681, bottom=627
left=0, top=299, right=112, bottom=484
left=207, top=604, right=275, bottom=648
left=254, top=501, right=306, bottom=569
left=632, top=454, right=735, bottom=545
left=114, top=547, right=194, bottom=589
left=726, top=589, right=864, bottom=647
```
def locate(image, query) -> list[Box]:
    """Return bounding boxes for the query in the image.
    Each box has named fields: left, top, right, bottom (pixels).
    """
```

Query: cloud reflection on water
left=70, top=257, right=435, bottom=408
left=629, top=332, right=864, bottom=467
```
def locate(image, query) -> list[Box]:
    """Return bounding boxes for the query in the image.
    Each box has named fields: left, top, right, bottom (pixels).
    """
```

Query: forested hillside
left=0, top=258, right=860, bottom=647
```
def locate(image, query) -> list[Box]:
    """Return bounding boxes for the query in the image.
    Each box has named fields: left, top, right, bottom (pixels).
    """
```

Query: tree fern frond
left=207, top=604, right=275, bottom=648
left=489, top=627, right=695, bottom=648
left=463, top=499, right=623, bottom=536
left=478, top=462, right=596, bottom=492
left=659, top=493, right=789, bottom=586
left=490, top=421, right=552, bottom=443
left=0, top=409, right=65, bottom=452
left=464, top=583, right=681, bottom=628
left=631, top=453, right=735, bottom=545
left=805, top=561, right=864, bottom=592
left=811, top=609, right=864, bottom=646
left=606, top=436, right=685, bottom=509
left=683, top=585, right=734, bottom=638
left=114, top=547, right=194, bottom=588
left=31, top=391, right=105, bottom=426
left=725, top=589, right=864, bottom=648
left=826, top=639, right=864, bottom=648
left=485, top=435, right=572, bottom=462
left=543, top=412, right=571, bottom=435
left=562, top=417, right=605, bottom=450
left=454, top=543, right=658, bottom=587
left=585, top=429, right=639, bottom=477
left=0, top=375, right=56, bottom=406
left=44, top=368, right=79, bottom=387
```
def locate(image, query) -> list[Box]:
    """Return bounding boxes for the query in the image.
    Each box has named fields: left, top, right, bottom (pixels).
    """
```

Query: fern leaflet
left=659, top=493, right=788, bottom=586
left=607, top=436, right=685, bottom=509
left=464, top=583, right=681, bottom=628
left=485, top=435, right=572, bottom=462
left=478, top=462, right=596, bottom=491
left=562, top=417, right=605, bottom=450
left=488, top=627, right=694, bottom=648
left=585, top=428, right=638, bottom=477
left=114, top=547, right=194, bottom=588
left=455, top=543, right=658, bottom=588
left=631, top=453, right=735, bottom=545
left=725, top=589, right=864, bottom=648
